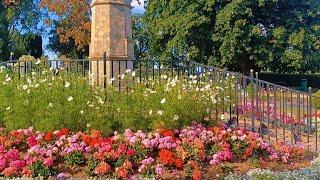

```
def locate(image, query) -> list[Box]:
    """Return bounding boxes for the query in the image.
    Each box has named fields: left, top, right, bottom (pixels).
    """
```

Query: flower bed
left=0, top=123, right=313, bottom=179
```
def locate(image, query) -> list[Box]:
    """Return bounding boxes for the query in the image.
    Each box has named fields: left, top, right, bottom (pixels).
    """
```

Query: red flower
left=27, top=136, right=37, bottom=147
left=158, top=149, right=175, bottom=165
left=192, top=170, right=202, bottom=180
left=57, top=128, right=69, bottom=137
left=44, top=132, right=53, bottom=142
left=175, top=158, right=184, bottom=169
left=89, top=138, right=102, bottom=147
left=160, top=129, right=174, bottom=137
left=82, top=134, right=91, bottom=145
left=126, top=149, right=136, bottom=157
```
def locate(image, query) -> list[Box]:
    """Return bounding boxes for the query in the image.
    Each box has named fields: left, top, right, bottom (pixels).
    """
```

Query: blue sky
left=44, top=2, right=145, bottom=59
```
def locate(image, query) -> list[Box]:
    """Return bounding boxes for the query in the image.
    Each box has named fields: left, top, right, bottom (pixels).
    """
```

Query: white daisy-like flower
left=120, top=74, right=125, bottom=80
left=80, top=110, right=84, bottom=115
left=65, top=82, right=70, bottom=88
left=6, top=106, right=10, bottom=110
left=48, top=103, right=53, bottom=108
left=35, top=59, right=41, bottom=65
left=125, top=69, right=131, bottom=74
left=149, top=110, right=153, bottom=115
left=173, top=115, right=179, bottom=121
left=22, top=85, right=28, bottom=90
left=157, top=110, right=163, bottom=116
left=132, top=71, right=136, bottom=77
left=67, top=96, right=73, bottom=102
left=160, top=98, right=166, bottom=104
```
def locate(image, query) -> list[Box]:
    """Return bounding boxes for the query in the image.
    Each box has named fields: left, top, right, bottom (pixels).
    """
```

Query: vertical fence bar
left=290, top=91, right=293, bottom=144
left=316, top=97, right=318, bottom=151
left=103, top=53, right=107, bottom=89
left=243, top=77, right=247, bottom=130
left=282, top=90, right=285, bottom=142
left=274, top=87, right=278, bottom=142
left=267, top=84, right=270, bottom=141
left=308, top=87, right=312, bottom=149
left=118, top=60, right=121, bottom=91
left=18, top=61, right=21, bottom=79
left=250, top=70, right=255, bottom=131
left=111, top=60, right=114, bottom=86
left=298, top=93, right=301, bottom=137
left=235, top=74, right=239, bottom=125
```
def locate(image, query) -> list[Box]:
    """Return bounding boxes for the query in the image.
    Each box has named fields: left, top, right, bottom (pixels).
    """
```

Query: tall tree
left=40, top=0, right=91, bottom=52
left=0, top=0, right=42, bottom=61
left=145, top=0, right=320, bottom=73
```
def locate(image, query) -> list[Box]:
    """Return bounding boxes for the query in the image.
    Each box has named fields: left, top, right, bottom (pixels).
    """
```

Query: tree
left=133, top=14, right=150, bottom=61
left=145, top=0, right=320, bottom=73
left=40, top=0, right=91, bottom=52
left=0, top=0, right=42, bottom=61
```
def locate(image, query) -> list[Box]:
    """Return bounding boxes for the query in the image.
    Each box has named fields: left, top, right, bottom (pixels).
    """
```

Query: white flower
left=125, top=69, right=131, bottom=74
left=157, top=110, right=163, bottom=116
left=173, top=115, right=179, bottom=121
left=86, top=123, right=91, bottom=128
left=160, top=98, right=166, bottom=104
left=65, top=82, right=70, bottom=88
left=48, top=103, right=53, bottom=108
left=0, top=66, right=6, bottom=73
left=149, top=110, right=153, bottom=115
left=67, top=96, right=73, bottom=102
left=80, top=110, right=84, bottom=115
left=35, top=59, right=41, bottom=65
left=231, top=135, right=237, bottom=141
left=6, top=106, right=10, bottom=110
left=117, top=108, right=121, bottom=112
left=132, top=71, right=136, bottom=77
left=177, top=95, right=182, bottom=99
left=220, top=114, right=225, bottom=120
left=22, top=85, right=28, bottom=90
left=120, top=74, right=125, bottom=80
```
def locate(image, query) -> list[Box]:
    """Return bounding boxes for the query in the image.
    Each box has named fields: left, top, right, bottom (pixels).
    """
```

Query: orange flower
left=194, top=138, right=204, bottom=150
left=192, top=170, right=202, bottom=180
left=0, top=136, right=6, bottom=143
left=116, top=166, right=129, bottom=178
left=91, top=130, right=101, bottom=139
left=123, top=159, right=133, bottom=170
left=94, top=162, right=111, bottom=175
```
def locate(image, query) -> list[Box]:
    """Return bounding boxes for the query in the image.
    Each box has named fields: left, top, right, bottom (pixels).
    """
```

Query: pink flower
left=44, top=158, right=54, bottom=167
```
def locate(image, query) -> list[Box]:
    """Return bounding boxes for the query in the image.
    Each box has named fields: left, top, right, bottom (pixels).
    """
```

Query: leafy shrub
left=30, top=161, right=55, bottom=177
left=65, top=151, right=85, bottom=165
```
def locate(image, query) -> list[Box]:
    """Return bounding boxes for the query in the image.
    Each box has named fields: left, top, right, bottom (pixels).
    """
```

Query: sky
left=44, top=2, right=145, bottom=59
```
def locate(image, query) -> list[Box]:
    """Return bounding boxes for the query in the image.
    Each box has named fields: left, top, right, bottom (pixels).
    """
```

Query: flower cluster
left=0, top=123, right=307, bottom=178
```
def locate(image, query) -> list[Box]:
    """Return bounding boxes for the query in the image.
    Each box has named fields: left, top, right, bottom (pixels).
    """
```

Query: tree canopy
left=145, top=0, right=320, bottom=73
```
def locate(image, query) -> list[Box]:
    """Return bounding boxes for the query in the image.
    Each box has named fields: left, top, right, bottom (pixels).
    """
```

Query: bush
left=30, top=161, right=55, bottom=178
left=0, top=67, right=234, bottom=133
left=65, top=151, right=86, bottom=166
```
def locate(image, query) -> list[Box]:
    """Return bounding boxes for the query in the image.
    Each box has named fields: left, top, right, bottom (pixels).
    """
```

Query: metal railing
left=1, top=57, right=319, bottom=150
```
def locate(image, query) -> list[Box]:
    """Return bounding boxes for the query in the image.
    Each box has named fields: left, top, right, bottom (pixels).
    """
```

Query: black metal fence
left=1, top=58, right=319, bottom=150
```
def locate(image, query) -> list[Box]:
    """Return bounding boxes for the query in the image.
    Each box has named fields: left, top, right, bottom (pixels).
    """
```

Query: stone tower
left=90, top=0, right=134, bottom=86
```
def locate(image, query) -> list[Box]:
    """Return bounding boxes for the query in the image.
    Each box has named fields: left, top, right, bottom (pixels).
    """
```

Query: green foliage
left=0, top=66, right=233, bottom=134
left=0, top=0, right=43, bottom=61
left=30, top=161, right=55, bottom=178
left=145, top=0, right=320, bottom=73
left=86, top=158, right=99, bottom=176
left=65, top=151, right=86, bottom=166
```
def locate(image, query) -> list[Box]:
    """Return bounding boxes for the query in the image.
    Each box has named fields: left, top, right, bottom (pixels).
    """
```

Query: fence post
left=18, top=60, right=21, bottom=79
left=250, top=69, right=255, bottom=132
left=103, top=52, right=107, bottom=89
